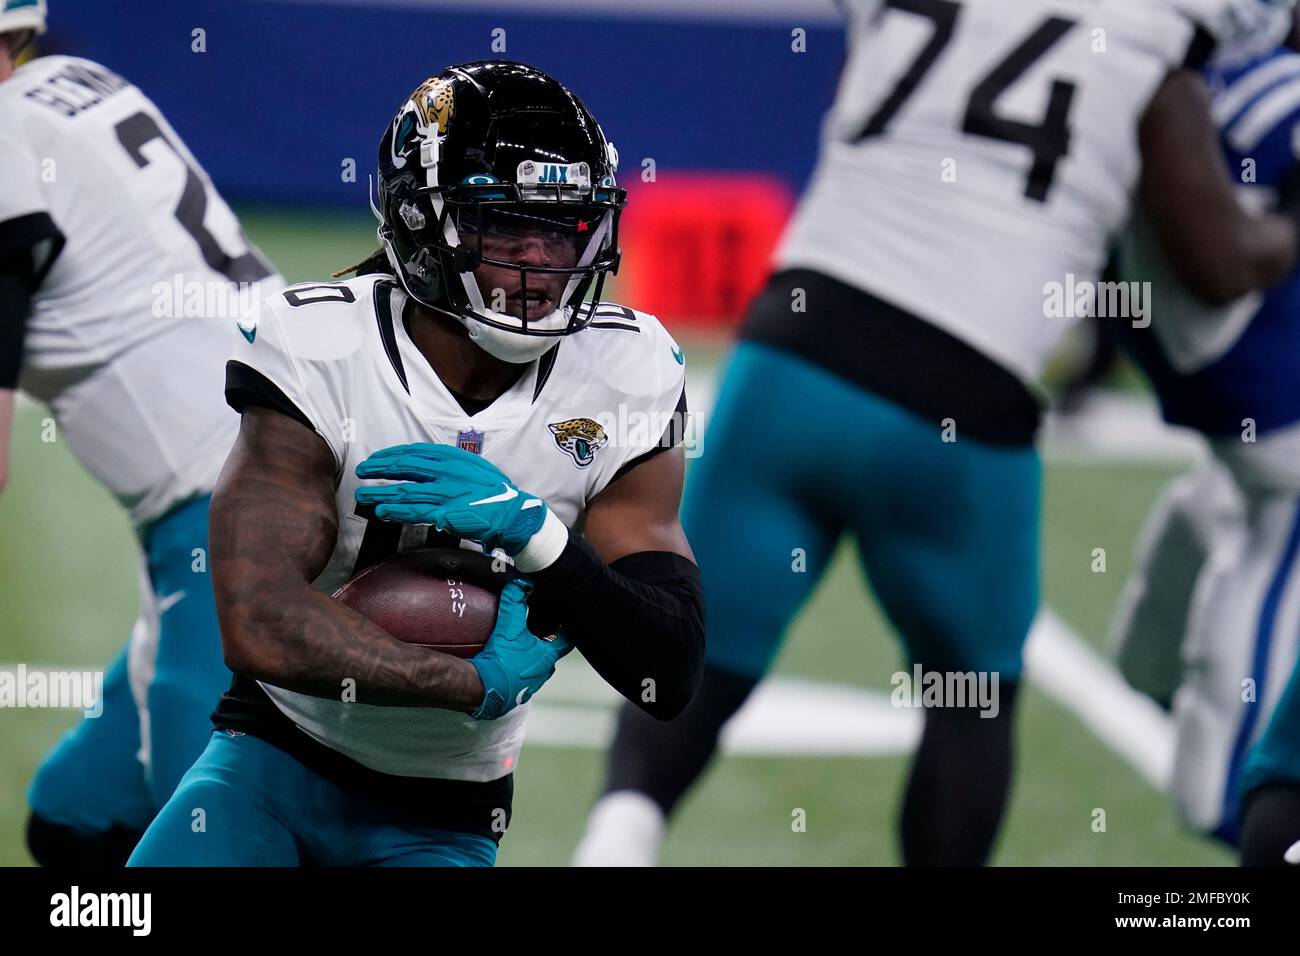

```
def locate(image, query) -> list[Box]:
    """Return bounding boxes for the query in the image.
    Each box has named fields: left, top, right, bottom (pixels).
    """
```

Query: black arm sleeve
left=527, top=537, right=705, bottom=721
left=0, top=212, right=65, bottom=389
left=0, top=271, right=32, bottom=390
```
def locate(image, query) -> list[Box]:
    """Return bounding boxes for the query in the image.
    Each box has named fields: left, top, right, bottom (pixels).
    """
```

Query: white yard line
left=1039, top=391, right=1204, bottom=466
left=5, top=611, right=1176, bottom=791
left=1024, top=609, right=1175, bottom=790
left=525, top=606, right=1180, bottom=790
left=528, top=607, right=1177, bottom=793
left=526, top=665, right=921, bottom=757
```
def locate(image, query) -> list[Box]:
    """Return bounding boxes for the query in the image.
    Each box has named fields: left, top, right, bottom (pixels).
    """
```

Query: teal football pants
left=128, top=731, right=499, bottom=867
left=28, top=494, right=231, bottom=835
left=688, top=342, right=1041, bottom=681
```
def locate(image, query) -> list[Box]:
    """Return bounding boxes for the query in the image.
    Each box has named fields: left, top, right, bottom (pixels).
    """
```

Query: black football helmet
left=374, top=60, right=627, bottom=362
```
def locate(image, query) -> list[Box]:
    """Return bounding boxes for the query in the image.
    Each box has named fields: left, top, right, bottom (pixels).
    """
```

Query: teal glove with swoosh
left=354, top=443, right=569, bottom=570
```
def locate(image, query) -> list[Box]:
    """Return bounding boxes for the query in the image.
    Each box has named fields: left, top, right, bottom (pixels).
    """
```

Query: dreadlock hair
left=331, top=248, right=395, bottom=279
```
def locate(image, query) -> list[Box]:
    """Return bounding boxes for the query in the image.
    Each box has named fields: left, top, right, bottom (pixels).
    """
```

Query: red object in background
left=617, top=173, right=794, bottom=328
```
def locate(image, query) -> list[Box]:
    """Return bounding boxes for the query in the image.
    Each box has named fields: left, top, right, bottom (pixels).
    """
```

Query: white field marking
left=7, top=609, right=1173, bottom=784
left=1023, top=608, right=1175, bottom=790
left=15, top=380, right=1180, bottom=774
left=527, top=607, right=1177, bottom=786
left=1039, top=390, right=1204, bottom=466
left=527, top=661, right=920, bottom=757
left=0, top=650, right=923, bottom=757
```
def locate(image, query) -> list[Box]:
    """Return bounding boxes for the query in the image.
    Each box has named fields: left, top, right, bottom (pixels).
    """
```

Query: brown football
left=331, top=547, right=506, bottom=658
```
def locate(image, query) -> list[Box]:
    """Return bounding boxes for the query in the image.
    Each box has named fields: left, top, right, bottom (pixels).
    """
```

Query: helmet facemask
left=373, top=62, right=629, bottom=363
left=379, top=177, right=625, bottom=363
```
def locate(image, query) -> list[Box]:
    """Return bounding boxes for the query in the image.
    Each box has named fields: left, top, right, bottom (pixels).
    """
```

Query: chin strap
left=462, top=313, right=563, bottom=364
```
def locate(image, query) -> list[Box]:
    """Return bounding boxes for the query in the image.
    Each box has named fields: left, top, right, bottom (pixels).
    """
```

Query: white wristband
left=513, top=508, right=569, bottom=573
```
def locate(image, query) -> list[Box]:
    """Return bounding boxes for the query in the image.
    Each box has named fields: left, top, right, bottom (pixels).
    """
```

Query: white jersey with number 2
left=0, top=55, right=282, bottom=526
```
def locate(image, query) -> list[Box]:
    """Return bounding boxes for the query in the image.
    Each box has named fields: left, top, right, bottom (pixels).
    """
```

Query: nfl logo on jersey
left=456, top=428, right=485, bottom=455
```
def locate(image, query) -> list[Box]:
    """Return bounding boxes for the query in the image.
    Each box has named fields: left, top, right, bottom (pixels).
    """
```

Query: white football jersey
left=778, top=0, right=1236, bottom=383
left=0, top=55, right=282, bottom=526
left=227, top=275, right=687, bottom=781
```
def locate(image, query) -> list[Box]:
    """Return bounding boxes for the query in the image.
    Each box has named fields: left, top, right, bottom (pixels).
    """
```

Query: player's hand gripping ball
left=466, top=578, right=572, bottom=720
left=355, top=443, right=550, bottom=557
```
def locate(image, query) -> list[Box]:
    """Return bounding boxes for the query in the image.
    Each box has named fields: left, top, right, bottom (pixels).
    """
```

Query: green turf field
left=0, top=209, right=1233, bottom=866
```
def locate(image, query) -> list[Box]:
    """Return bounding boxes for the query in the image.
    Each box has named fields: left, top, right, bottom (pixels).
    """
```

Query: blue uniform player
left=1113, top=16, right=1300, bottom=864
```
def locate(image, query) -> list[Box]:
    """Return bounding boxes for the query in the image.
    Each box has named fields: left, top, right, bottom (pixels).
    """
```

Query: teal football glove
left=355, top=443, right=568, bottom=570
left=467, top=578, right=572, bottom=720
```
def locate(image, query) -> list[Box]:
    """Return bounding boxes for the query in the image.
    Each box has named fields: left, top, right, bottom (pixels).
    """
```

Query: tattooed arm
left=210, top=406, right=484, bottom=710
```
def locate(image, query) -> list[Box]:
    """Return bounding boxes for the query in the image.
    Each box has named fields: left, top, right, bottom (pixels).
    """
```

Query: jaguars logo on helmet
left=412, top=76, right=456, bottom=136
left=372, top=60, right=628, bottom=365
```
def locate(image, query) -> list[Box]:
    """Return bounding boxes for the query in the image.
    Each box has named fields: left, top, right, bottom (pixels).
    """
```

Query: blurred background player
left=577, top=0, right=1300, bottom=866
left=127, top=62, right=703, bottom=866
left=0, top=0, right=282, bottom=864
left=1110, top=9, right=1300, bottom=864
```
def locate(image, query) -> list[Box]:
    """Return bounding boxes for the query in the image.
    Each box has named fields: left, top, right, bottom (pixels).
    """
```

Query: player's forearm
left=527, top=535, right=705, bottom=720
left=209, top=416, right=485, bottom=712
left=1230, top=213, right=1298, bottom=299
left=1170, top=204, right=1297, bottom=303
left=216, top=580, right=484, bottom=711
left=1139, top=69, right=1299, bottom=304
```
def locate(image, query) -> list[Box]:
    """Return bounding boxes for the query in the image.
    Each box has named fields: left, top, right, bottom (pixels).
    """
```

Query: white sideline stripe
left=7, top=620, right=1174, bottom=790
left=16, top=376, right=1183, bottom=775
left=526, top=664, right=921, bottom=757
left=528, top=606, right=1178, bottom=789
left=1023, top=608, right=1175, bottom=790
left=1038, top=391, right=1203, bottom=466
left=1, top=653, right=923, bottom=757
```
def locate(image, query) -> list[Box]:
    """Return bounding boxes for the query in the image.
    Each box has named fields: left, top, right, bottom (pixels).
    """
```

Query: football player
left=577, top=0, right=1300, bottom=866
left=0, top=0, right=283, bottom=864
left=1110, top=8, right=1300, bottom=865
left=126, top=61, right=704, bottom=867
